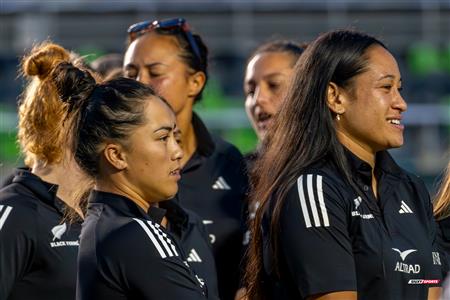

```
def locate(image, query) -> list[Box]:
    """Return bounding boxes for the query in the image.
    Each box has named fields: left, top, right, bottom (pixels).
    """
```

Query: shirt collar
left=12, top=168, right=67, bottom=215
left=343, top=147, right=404, bottom=181
left=88, top=190, right=167, bottom=224
left=159, top=200, right=189, bottom=237
left=192, top=112, right=215, bottom=157
left=182, top=113, right=215, bottom=173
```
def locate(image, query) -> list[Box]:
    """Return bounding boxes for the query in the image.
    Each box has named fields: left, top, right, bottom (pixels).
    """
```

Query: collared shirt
left=262, top=149, right=442, bottom=300
left=175, top=113, right=248, bottom=300
left=0, top=168, right=82, bottom=300
left=160, top=200, right=219, bottom=299
left=77, top=191, right=207, bottom=300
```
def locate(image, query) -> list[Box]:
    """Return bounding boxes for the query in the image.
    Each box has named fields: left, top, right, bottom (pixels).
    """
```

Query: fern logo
left=51, top=223, right=67, bottom=241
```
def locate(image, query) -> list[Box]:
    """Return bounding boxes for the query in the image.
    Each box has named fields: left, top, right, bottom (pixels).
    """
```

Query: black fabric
left=0, top=168, right=81, bottom=300
left=76, top=191, right=207, bottom=300
left=161, top=200, right=220, bottom=299
left=174, top=113, right=248, bottom=300
left=262, top=149, right=443, bottom=300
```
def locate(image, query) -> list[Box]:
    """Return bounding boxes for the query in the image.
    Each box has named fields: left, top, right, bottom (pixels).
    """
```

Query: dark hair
left=247, top=40, right=307, bottom=67
left=128, top=26, right=209, bottom=103
left=245, top=30, right=386, bottom=300
left=51, top=63, right=168, bottom=178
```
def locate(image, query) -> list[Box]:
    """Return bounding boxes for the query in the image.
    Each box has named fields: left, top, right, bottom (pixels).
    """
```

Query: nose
left=254, top=85, right=271, bottom=107
left=393, top=90, right=407, bottom=113
left=170, top=138, right=183, bottom=162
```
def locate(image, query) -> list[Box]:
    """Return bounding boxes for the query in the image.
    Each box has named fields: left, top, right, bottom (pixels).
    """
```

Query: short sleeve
left=278, top=173, right=357, bottom=297
left=0, top=200, right=36, bottom=299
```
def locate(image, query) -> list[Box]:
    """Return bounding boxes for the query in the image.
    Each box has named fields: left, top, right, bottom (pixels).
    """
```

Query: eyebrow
left=154, top=123, right=178, bottom=133
left=377, top=75, right=402, bottom=82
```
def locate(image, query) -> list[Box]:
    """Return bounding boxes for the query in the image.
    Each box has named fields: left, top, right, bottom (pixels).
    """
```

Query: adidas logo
left=187, top=248, right=202, bottom=262
left=399, top=200, right=413, bottom=214
left=212, top=176, right=231, bottom=190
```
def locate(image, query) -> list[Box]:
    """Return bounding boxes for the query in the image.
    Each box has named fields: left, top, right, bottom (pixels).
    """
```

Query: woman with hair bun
left=50, top=62, right=207, bottom=299
left=0, top=43, right=90, bottom=300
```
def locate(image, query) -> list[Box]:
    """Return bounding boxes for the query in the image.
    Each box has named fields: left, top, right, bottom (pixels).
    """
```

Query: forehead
left=124, top=33, right=181, bottom=64
left=363, top=45, right=400, bottom=80
left=245, top=52, right=295, bottom=81
left=143, top=97, right=176, bottom=126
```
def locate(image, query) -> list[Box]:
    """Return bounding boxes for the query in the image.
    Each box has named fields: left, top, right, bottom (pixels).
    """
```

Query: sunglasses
left=127, top=18, right=202, bottom=63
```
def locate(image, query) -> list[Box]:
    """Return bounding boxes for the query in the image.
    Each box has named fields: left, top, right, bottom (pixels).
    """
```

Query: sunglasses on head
left=127, top=18, right=202, bottom=63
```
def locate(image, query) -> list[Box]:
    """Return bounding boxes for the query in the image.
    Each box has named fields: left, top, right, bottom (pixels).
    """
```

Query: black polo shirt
left=262, top=149, right=442, bottom=300
left=0, top=168, right=81, bottom=300
left=175, top=113, right=248, bottom=299
left=77, top=190, right=207, bottom=300
left=160, top=200, right=219, bottom=299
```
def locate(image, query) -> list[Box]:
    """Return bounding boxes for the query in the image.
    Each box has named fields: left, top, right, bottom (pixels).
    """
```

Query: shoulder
left=98, top=217, right=180, bottom=261
left=0, top=183, right=39, bottom=239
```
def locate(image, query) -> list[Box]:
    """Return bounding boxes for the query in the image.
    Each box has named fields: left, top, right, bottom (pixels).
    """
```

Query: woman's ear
left=326, top=82, right=347, bottom=115
left=103, top=143, right=128, bottom=170
left=187, top=71, right=206, bottom=99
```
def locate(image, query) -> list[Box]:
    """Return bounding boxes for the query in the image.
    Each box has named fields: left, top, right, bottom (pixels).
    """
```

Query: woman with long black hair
left=245, top=29, right=442, bottom=300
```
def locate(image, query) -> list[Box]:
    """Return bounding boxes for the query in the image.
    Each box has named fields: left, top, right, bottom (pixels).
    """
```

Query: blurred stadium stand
left=0, top=0, right=448, bottom=191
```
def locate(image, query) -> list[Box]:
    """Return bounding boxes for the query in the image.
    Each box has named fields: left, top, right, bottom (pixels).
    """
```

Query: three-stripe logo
left=297, top=174, right=330, bottom=228
left=212, top=176, right=231, bottom=190
left=0, top=205, right=13, bottom=231
left=134, top=218, right=179, bottom=259
left=399, top=200, right=413, bottom=214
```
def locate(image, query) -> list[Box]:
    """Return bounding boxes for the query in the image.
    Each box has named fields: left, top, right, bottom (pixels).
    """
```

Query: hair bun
left=51, top=62, right=96, bottom=107
left=22, top=43, right=70, bottom=80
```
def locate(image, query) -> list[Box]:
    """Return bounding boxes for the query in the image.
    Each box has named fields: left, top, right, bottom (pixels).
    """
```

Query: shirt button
left=363, top=185, right=369, bottom=191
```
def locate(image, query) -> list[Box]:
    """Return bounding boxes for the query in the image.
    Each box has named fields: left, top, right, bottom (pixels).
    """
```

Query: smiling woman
left=245, top=30, right=443, bottom=300
left=48, top=63, right=207, bottom=299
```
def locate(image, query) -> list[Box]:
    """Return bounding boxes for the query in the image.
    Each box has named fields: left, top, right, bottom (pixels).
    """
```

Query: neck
left=176, top=107, right=197, bottom=167
left=32, top=157, right=86, bottom=217
left=95, top=178, right=151, bottom=212
left=336, top=130, right=376, bottom=168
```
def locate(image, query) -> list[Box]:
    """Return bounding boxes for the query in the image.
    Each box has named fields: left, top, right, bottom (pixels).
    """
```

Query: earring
left=336, top=114, right=341, bottom=121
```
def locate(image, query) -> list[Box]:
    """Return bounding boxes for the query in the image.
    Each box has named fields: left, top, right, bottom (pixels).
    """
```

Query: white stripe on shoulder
left=316, top=175, right=330, bottom=227
left=133, top=218, right=167, bottom=258
left=154, top=223, right=179, bottom=256
left=307, top=174, right=321, bottom=227
left=297, top=175, right=312, bottom=228
left=147, top=221, right=176, bottom=257
left=0, top=205, right=13, bottom=231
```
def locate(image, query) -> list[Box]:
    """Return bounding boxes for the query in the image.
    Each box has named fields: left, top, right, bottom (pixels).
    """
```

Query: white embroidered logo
left=392, top=248, right=420, bottom=274
left=187, top=248, right=202, bottom=262
left=399, top=200, right=413, bottom=214
left=354, top=197, right=362, bottom=210
left=51, top=223, right=67, bottom=241
left=212, top=176, right=231, bottom=190
left=392, top=248, right=417, bottom=261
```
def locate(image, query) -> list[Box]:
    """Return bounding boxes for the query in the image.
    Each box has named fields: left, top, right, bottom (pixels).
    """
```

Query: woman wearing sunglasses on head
left=47, top=62, right=207, bottom=299
left=0, top=43, right=90, bottom=300
left=245, top=29, right=442, bottom=300
left=124, top=17, right=247, bottom=300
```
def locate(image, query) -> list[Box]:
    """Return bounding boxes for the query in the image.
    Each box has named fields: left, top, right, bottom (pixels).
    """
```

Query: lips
left=169, top=168, right=181, bottom=180
left=255, top=111, right=272, bottom=130
left=387, top=116, right=404, bottom=130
